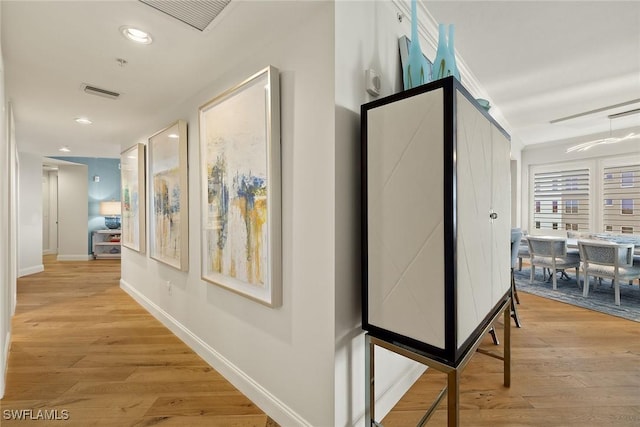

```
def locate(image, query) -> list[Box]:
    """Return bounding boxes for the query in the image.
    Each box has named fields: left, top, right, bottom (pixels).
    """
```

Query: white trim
left=18, top=264, right=44, bottom=277
left=56, top=255, right=92, bottom=261
left=1, top=331, right=11, bottom=399
left=120, top=279, right=311, bottom=427
left=42, top=249, right=57, bottom=255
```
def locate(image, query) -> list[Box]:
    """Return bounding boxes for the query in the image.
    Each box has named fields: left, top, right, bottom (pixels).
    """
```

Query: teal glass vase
left=432, top=24, right=460, bottom=81
left=448, top=24, right=460, bottom=81
left=404, top=0, right=431, bottom=89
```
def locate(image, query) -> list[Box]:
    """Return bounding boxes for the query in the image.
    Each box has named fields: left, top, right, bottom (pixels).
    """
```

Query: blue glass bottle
left=448, top=24, right=460, bottom=81
left=432, top=24, right=449, bottom=80
left=405, top=0, right=431, bottom=89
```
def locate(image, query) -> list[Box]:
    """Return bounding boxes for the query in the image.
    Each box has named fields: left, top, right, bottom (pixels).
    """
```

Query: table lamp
left=99, top=201, right=121, bottom=229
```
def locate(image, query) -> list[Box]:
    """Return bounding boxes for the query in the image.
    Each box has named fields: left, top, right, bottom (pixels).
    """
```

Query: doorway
left=42, top=165, right=59, bottom=255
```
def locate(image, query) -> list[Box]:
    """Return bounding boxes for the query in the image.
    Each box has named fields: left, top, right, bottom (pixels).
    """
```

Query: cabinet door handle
left=489, top=212, right=498, bottom=220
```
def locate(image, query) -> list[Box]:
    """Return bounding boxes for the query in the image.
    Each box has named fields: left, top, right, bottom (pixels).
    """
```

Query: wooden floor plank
left=0, top=255, right=279, bottom=427
left=6, top=256, right=640, bottom=426
left=383, top=291, right=640, bottom=426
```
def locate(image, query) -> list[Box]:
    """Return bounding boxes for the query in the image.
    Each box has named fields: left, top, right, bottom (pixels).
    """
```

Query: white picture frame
left=199, top=66, right=281, bottom=307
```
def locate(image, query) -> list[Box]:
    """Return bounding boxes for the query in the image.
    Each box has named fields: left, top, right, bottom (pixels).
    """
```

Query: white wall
left=17, top=152, right=43, bottom=276
left=334, top=2, right=435, bottom=425
left=121, top=2, right=431, bottom=424
left=121, top=3, right=336, bottom=426
left=0, top=3, right=17, bottom=399
left=8, top=106, right=17, bottom=321
left=0, top=0, right=9, bottom=397
left=57, top=164, right=89, bottom=260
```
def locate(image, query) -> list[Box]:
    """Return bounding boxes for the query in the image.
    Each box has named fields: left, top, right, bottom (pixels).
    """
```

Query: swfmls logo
left=3, top=409, right=70, bottom=420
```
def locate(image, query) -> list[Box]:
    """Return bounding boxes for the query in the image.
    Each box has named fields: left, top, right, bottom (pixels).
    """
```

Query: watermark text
left=3, top=409, right=70, bottom=421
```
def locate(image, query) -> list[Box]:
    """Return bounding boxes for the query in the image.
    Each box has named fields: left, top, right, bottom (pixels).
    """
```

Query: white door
left=455, top=92, right=493, bottom=348
left=491, top=126, right=512, bottom=303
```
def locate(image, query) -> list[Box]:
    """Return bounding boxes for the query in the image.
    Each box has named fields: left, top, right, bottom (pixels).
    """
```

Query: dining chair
left=517, top=230, right=529, bottom=271
left=527, top=236, right=580, bottom=290
left=578, top=240, right=640, bottom=306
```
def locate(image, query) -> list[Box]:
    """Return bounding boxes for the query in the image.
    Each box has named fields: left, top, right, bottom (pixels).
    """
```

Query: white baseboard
left=42, top=249, right=57, bottom=255
left=57, top=255, right=92, bottom=261
left=1, top=331, right=11, bottom=399
left=120, top=279, right=311, bottom=427
left=18, top=264, right=44, bottom=277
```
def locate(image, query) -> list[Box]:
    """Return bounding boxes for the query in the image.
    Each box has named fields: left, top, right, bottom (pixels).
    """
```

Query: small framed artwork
left=121, top=143, right=146, bottom=253
left=199, top=65, right=281, bottom=307
left=148, top=120, right=189, bottom=271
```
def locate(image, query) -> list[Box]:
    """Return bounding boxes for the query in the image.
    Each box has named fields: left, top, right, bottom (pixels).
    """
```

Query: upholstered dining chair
left=517, top=230, right=529, bottom=271
left=578, top=240, right=640, bottom=306
left=527, top=236, right=580, bottom=290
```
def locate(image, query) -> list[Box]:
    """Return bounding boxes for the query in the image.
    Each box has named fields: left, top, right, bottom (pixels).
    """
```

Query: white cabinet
left=92, top=229, right=122, bottom=259
left=362, top=76, right=511, bottom=366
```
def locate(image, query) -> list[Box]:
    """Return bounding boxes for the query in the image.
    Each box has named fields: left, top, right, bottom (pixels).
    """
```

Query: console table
left=92, top=229, right=122, bottom=259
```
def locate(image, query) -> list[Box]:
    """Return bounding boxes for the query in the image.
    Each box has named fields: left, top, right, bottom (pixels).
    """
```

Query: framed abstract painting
left=199, top=66, right=281, bottom=307
left=121, top=143, right=146, bottom=253
left=148, top=120, right=189, bottom=271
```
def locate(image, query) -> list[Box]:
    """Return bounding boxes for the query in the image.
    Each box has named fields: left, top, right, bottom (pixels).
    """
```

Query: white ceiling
left=426, top=1, right=640, bottom=147
left=2, top=1, right=640, bottom=159
left=1, top=0, right=320, bottom=158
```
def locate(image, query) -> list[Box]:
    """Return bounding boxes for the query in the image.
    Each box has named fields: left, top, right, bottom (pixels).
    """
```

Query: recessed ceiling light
left=75, top=117, right=92, bottom=125
left=59, top=146, right=71, bottom=152
left=120, top=26, right=153, bottom=44
left=168, top=133, right=179, bottom=139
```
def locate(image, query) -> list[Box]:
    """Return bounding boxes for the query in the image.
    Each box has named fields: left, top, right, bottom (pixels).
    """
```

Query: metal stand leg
left=511, top=268, right=520, bottom=304
left=504, top=303, right=511, bottom=387
left=447, top=370, right=459, bottom=427
left=489, top=327, right=499, bottom=345
left=511, top=269, right=522, bottom=328
left=365, top=334, right=375, bottom=426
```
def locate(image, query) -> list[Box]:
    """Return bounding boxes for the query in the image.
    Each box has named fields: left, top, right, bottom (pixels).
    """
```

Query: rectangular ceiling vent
left=139, top=0, right=232, bottom=32
left=82, top=84, right=120, bottom=100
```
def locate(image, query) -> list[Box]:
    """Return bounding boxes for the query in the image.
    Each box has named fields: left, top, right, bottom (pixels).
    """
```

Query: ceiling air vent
left=139, top=0, right=232, bottom=32
left=82, top=84, right=120, bottom=100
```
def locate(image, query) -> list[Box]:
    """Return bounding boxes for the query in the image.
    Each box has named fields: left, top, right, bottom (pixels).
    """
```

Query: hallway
left=1, top=255, right=278, bottom=426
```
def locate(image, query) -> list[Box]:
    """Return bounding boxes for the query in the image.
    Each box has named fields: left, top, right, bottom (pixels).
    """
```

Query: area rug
left=513, top=268, right=640, bottom=322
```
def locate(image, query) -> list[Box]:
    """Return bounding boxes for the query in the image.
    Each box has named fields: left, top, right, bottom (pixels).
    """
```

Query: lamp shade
left=99, top=201, right=121, bottom=216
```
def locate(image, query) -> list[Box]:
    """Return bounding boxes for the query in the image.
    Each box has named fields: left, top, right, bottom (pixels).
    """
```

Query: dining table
left=566, top=237, right=640, bottom=256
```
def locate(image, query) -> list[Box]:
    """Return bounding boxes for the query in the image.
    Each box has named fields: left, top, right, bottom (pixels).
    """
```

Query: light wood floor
left=1, top=255, right=279, bottom=427
left=383, top=288, right=640, bottom=426
left=4, top=257, right=640, bottom=426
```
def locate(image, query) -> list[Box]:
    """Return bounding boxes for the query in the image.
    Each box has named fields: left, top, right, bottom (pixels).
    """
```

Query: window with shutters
left=565, top=200, right=579, bottom=214
left=532, top=168, right=590, bottom=232
left=602, top=164, right=640, bottom=234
